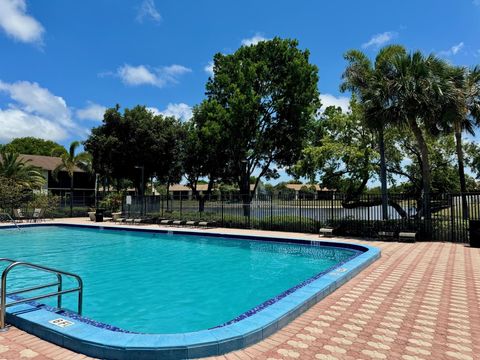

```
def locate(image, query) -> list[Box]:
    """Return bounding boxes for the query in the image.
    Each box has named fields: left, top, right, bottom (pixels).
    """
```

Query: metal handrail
left=0, top=213, right=20, bottom=230
left=0, top=258, right=83, bottom=331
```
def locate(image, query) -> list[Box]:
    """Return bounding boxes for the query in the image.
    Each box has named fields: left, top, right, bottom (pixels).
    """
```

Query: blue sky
left=0, top=0, right=479, bottom=182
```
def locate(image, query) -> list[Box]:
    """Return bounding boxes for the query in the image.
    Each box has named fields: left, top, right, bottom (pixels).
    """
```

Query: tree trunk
left=455, top=127, right=469, bottom=220
left=198, top=195, right=205, bottom=212
left=378, top=127, right=389, bottom=220
left=409, top=119, right=432, bottom=227
left=70, top=175, right=74, bottom=218
left=197, top=180, right=214, bottom=213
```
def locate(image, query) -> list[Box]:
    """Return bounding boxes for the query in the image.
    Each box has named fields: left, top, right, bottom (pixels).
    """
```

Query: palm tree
left=0, top=150, right=46, bottom=189
left=381, top=51, right=456, bottom=222
left=341, top=45, right=406, bottom=220
left=448, top=66, right=480, bottom=219
left=52, top=141, right=91, bottom=217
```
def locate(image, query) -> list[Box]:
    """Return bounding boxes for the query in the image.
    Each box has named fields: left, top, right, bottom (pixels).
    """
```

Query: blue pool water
left=0, top=226, right=358, bottom=333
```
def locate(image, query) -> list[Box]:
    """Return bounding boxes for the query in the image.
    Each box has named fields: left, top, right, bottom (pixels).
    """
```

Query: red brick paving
left=0, top=224, right=479, bottom=359
left=207, top=240, right=480, bottom=360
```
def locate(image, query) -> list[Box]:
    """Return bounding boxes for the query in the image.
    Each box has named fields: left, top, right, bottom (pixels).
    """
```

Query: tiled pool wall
left=2, top=223, right=380, bottom=360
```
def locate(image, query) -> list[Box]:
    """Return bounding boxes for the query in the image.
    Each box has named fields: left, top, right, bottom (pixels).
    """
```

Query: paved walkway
left=0, top=220, right=479, bottom=360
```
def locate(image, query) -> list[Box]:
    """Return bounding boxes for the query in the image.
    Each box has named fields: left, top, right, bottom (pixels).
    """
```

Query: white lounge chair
left=13, top=209, right=26, bottom=222
left=31, top=208, right=45, bottom=222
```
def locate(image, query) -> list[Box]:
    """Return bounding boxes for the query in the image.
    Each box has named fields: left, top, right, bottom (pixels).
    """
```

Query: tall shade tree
left=341, top=45, right=407, bottom=220
left=292, top=99, right=408, bottom=217
left=84, top=106, right=186, bottom=193
left=292, top=100, right=377, bottom=196
left=183, top=100, right=230, bottom=211
left=0, top=150, right=46, bottom=189
left=448, top=66, right=480, bottom=219
left=388, top=130, right=478, bottom=202
left=205, top=37, right=320, bottom=215
left=380, top=51, right=457, bottom=222
left=52, top=141, right=91, bottom=217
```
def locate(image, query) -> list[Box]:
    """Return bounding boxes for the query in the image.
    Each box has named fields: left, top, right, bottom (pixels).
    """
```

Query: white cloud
left=161, top=103, right=192, bottom=121
left=0, top=0, right=44, bottom=44
left=204, top=61, right=214, bottom=76
left=118, top=64, right=157, bottom=86
left=474, top=0, right=480, bottom=6
left=146, top=106, right=161, bottom=115
left=362, top=31, right=398, bottom=49
left=452, top=42, right=464, bottom=54
left=0, top=109, right=67, bottom=142
left=0, top=80, right=79, bottom=142
left=148, top=103, right=193, bottom=121
left=241, top=33, right=268, bottom=46
left=116, top=64, right=191, bottom=87
left=76, top=102, right=107, bottom=121
left=319, top=94, right=350, bottom=113
left=161, top=64, right=192, bottom=81
left=438, top=42, right=464, bottom=57
left=0, top=80, right=72, bottom=127
left=136, top=0, right=161, bottom=23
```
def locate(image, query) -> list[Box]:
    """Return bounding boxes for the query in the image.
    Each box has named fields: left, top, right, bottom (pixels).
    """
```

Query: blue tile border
left=1, top=223, right=380, bottom=359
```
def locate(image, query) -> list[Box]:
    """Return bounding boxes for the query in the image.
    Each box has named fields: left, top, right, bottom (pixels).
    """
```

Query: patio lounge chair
left=13, top=209, right=26, bottom=222
left=133, top=218, right=144, bottom=225
left=31, top=208, right=45, bottom=223
left=198, top=221, right=216, bottom=227
left=159, top=219, right=174, bottom=225
left=172, top=220, right=186, bottom=226
left=112, top=212, right=122, bottom=222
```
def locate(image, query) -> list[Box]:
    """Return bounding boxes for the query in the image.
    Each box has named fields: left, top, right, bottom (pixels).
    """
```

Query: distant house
left=169, top=183, right=259, bottom=200
left=283, top=184, right=332, bottom=200
left=19, top=155, right=95, bottom=205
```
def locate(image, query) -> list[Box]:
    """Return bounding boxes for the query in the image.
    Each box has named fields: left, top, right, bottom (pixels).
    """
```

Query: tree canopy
left=84, top=105, right=186, bottom=191
left=1, top=137, right=65, bottom=156
left=204, top=37, right=320, bottom=197
left=183, top=100, right=230, bottom=196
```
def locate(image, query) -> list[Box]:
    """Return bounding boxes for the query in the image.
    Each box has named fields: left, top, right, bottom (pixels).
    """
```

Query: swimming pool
left=0, top=224, right=380, bottom=359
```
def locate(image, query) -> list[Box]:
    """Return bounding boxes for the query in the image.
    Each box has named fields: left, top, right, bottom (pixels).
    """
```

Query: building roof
left=285, top=183, right=330, bottom=191
left=18, top=154, right=85, bottom=172
left=169, top=184, right=192, bottom=192
left=169, top=183, right=256, bottom=192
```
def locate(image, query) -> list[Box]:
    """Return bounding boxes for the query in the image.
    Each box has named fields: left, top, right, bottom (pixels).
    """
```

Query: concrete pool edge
left=2, top=223, right=380, bottom=360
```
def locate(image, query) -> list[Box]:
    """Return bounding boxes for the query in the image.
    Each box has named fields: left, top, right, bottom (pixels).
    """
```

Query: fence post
left=299, top=195, right=302, bottom=232
left=367, top=194, right=371, bottom=235
left=330, top=192, right=334, bottom=225
left=450, top=194, right=456, bottom=242
left=161, top=195, right=164, bottom=217
left=270, top=193, right=273, bottom=230
left=221, top=193, right=224, bottom=226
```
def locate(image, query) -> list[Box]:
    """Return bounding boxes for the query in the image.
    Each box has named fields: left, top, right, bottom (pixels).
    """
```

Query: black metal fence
left=121, top=191, right=480, bottom=243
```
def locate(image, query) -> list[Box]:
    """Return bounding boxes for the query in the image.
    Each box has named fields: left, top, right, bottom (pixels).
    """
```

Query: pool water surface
left=0, top=225, right=358, bottom=333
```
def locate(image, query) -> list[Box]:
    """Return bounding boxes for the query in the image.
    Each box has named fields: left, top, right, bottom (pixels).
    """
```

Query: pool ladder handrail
left=0, top=213, right=20, bottom=230
left=0, top=258, right=83, bottom=331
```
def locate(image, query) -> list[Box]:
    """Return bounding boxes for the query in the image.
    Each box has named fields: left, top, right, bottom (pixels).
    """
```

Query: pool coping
left=1, top=223, right=381, bottom=360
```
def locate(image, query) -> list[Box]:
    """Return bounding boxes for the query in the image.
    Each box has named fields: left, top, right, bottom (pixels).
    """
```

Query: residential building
left=19, top=154, right=95, bottom=206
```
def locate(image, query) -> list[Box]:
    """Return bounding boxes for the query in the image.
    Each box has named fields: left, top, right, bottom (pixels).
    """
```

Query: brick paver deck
left=0, top=220, right=479, bottom=360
